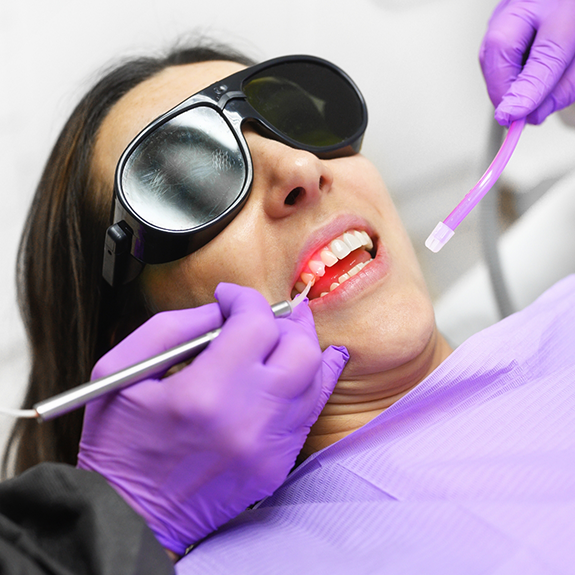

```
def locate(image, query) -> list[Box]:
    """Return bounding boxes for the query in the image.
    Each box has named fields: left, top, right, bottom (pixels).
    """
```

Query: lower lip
left=308, top=240, right=389, bottom=308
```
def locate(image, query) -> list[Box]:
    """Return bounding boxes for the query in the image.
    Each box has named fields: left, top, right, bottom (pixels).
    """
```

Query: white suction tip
left=425, top=221, right=455, bottom=253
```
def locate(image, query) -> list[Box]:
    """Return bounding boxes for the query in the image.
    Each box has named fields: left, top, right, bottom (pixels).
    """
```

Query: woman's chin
left=316, top=289, right=438, bottom=385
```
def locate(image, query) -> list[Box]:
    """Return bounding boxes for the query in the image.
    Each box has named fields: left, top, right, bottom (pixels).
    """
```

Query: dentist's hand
left=480, top=0, right=575, bottom=125
left=77, top=283, right=348, bottom=557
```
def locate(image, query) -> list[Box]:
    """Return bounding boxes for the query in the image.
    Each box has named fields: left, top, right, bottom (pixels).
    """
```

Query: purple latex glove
left=479, top=0, right=575, bottom=125
left=77, top=283, right=348, bottom=556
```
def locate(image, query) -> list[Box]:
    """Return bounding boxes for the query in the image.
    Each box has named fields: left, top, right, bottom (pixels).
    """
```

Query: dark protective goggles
left=103, top=55, right=368, bottom=286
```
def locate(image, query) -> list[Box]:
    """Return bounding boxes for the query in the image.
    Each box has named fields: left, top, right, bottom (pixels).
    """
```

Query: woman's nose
left=243, top=127, right=334, bottom=220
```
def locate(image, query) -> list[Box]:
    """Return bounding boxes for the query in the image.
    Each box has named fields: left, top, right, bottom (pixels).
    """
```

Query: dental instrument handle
left=33, top=300, right=293, bottom=422
left=425, top=117, right=526, bottom=253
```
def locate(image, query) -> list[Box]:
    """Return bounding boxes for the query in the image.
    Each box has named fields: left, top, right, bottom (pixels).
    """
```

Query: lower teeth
left=294, top=257, right=374, bottom=300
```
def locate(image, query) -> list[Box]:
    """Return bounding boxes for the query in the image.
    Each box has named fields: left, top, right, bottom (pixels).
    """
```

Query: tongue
left=309, top=249, right=372, bottom=299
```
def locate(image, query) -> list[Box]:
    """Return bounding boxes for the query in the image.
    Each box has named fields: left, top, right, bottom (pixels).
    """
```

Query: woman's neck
left=302, top=330, right=452, bottom=456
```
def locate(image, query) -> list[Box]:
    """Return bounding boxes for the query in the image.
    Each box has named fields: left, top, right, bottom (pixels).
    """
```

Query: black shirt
left=0, top=462, right=174, bottom=574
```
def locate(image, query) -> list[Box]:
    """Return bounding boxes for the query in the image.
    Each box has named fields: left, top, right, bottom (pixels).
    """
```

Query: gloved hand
left=479, top=0, right=575, bottom=125
left=77, top=283, right=348, bottom=557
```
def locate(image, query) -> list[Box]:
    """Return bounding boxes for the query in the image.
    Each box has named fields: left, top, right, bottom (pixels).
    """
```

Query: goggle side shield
left=103, top=55, right=368, bottom=286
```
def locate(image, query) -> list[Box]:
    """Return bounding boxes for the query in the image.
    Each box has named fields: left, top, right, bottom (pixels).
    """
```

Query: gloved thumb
left=309, top=345, right=349, bottom=420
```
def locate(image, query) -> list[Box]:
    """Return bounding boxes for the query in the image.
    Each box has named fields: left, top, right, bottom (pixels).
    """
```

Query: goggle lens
left=243, top=61, right=364, bottom=148
left=122, top=106, right=246, bottom=232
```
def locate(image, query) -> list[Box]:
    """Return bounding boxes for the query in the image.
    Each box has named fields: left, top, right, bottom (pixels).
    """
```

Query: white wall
left=1, top=0, right=575, bottom=446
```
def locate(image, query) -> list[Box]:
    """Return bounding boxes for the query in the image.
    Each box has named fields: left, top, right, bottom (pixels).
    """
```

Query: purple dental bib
left=178, top=275, right=575, bottom=575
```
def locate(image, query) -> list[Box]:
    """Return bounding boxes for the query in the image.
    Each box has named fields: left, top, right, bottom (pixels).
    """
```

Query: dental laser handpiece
left=31, top=285, right=314, bottom=422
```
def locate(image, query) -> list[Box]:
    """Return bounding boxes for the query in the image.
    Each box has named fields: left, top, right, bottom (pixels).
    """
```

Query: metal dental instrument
left=31, top=290, right=313, bottom=422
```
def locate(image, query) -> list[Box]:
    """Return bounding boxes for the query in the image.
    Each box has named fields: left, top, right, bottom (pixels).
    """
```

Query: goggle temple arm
left=102, top=222, right=144, bottom=287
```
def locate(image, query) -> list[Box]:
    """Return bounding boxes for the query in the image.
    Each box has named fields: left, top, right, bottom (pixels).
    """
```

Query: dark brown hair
left=3, top=39, right=254, bottom=477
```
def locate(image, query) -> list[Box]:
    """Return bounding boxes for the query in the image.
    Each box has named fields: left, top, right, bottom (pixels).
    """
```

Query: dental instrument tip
left=291, top=278, right=315, bottom=308
left=425, top=221, right=455, bottom=253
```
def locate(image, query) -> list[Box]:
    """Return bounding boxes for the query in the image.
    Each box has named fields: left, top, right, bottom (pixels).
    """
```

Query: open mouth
left=291, top=229, right=377, bottom=301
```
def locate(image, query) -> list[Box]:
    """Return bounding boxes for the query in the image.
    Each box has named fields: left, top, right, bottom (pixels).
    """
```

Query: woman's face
left=93, top=60, right=442, bottom=390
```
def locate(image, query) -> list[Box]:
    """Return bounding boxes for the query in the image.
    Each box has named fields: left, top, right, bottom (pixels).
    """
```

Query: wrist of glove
left=77, top=283, right=348, bottom=556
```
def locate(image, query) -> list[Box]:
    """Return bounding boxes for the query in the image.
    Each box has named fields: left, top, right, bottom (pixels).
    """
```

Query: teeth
left=360, top=231, right=373, bottom=250
left=343, top=232, right=362, bottom=251
left=294, top=281, right=306, bottom=293
left=301, top=272, right=315, bottom=285
left=320, top=248, right=338, bottom=268
left=315, top=258, right=374, bottom=296
left=348, top=264, right=360, bottom=277
left=308, top=260, right=326, bottom=277
left=330, top=239, right=351, bottom=259
left=293, top=229, right=376, bottom=297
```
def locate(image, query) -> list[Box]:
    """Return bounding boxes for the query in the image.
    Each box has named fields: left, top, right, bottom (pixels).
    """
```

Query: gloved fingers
left=479, top=6, right=535, bottom=109
left=495, top=19, right=575, bottom=124
left=281, top=299, right=319, bottom=342
left=311, top=345, right=349, bottom=420
left=212, top=282, right=282, bottom=362
left=278, top=344, right=348, bottom=434
left=260, top=313, right=324, bottom=399
left=527, top=55, right=575, bottom=124
left=157, top=284, right=284, bottom=416
left=91, top=303, right=223, bottom=380
left=82, top=374, right=174, bottom=436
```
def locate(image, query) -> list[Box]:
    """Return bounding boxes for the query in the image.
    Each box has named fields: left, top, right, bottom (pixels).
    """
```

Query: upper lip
left=291, top=214, right=376, bottom=289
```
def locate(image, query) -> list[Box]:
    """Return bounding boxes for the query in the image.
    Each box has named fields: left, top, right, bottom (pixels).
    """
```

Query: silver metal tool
left=33, top=300, right=294, bottom=422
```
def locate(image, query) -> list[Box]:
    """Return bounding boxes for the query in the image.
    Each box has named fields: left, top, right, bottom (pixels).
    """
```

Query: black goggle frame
left=103, top=55, right=368, bottom=286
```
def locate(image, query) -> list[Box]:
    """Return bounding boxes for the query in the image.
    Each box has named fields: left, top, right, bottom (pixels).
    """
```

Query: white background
left=1, top=0, right=575, bottom=449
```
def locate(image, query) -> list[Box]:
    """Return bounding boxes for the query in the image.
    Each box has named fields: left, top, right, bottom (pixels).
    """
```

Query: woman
left=8, top=0, right=575, bottom=568
left=72, top=47, right=575, bottom=574
left=90, top=53, right=454, bottom=454
left=5, top=37, right=454, bottom=562
left=6, top=40, right=451, bottom=476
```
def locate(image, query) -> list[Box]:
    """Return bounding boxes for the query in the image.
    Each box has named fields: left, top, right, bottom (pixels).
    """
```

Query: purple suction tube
left=425, top=117, right=526, bottom=253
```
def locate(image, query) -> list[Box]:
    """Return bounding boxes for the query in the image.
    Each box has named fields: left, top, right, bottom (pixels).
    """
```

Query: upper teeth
left=294, top=229, right=374, bottom=293
left=325, top=230, right=372, bottom=262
